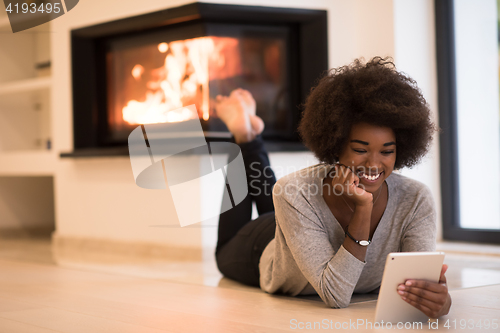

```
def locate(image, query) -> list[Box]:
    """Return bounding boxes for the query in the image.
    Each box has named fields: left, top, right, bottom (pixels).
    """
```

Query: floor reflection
left=1, top=237, right=499, bottom=303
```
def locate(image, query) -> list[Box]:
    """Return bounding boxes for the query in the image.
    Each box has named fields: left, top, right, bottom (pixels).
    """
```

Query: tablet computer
left=375, top=252, right=445, bottom=324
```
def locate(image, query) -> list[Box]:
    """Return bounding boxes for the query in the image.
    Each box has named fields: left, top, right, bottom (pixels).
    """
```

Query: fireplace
left=68, top=2, right=327, bottom=155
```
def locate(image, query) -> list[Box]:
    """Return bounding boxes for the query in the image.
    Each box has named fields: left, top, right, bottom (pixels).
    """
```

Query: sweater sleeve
left=400, top=185, right=437, bottom=252
left=273, top=187, right=366, bottom=308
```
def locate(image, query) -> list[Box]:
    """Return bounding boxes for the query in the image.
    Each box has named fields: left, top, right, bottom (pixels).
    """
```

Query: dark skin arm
left=398, top=264, right=452, bottom=318
left=342, top=204, right=372, bottom=262
left=329, top=165, right=451, bottom=317
left=329, top=164, right=373, bottom=262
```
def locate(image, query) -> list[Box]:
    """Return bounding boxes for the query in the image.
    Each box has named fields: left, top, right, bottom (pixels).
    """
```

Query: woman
left=214, top=57, right=451, bottom=318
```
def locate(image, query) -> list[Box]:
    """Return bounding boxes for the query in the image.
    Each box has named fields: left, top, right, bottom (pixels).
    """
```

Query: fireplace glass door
left=105, top=23, right=293, bottom=144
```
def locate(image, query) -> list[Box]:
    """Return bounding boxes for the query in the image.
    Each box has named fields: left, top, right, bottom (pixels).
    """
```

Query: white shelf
left=0, top=12, right=52, bottom=32
left=0, top=0, right=9, bottom=31
left=0, top=76, right=51, bottom=95
left=0, top=16, right=9, bottom=31
left=0, top=150, right=55, bottom=176
left=0, top=7, right=53, bottom=176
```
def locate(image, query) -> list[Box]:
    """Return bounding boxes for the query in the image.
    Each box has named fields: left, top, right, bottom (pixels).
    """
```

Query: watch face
left=359, top=240, right=370, bottom=246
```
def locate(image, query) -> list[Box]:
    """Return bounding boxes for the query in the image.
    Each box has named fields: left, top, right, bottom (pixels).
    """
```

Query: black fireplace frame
left=66, top=2, right=327, bottom=157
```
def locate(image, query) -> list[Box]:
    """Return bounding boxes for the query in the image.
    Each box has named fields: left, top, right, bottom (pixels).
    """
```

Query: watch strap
left=345, top=229, right=371, bottom=246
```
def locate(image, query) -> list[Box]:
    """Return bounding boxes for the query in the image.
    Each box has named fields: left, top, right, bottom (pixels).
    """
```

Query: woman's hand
left=397, top=264, right=452, bottom=319
left=332, top=164, right=373, bottom=207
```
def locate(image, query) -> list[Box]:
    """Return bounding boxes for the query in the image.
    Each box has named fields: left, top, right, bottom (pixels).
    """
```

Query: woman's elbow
left=323, top=296, right=349, bottom=309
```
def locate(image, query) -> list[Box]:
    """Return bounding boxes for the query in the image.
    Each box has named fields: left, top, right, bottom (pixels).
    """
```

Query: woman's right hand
left=331, top=164, right=373, bottom=208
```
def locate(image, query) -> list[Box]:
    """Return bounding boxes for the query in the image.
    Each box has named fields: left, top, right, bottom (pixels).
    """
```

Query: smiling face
left=337, top=122, right=397, bottom=193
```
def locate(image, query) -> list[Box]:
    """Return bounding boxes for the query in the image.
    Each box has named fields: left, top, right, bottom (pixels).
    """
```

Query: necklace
left=340, top=184, right=383, bottom=213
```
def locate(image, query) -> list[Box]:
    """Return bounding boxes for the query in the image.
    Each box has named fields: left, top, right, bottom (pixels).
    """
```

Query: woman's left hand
left=397, top=264, right=452, bottom=319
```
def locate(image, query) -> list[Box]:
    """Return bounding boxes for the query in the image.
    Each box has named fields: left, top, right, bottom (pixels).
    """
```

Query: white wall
left=51, top=0, right=437, bottom=253
left=393, top=0, right=442, bottom=239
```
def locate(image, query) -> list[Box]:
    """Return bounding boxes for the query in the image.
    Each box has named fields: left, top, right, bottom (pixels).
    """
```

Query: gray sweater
left=258, top=164, right=436, bottom=308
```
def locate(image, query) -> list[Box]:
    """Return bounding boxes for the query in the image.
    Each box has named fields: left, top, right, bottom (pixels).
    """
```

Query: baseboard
left=52, top=233, right=202, bottom=261
left=0, top=226, right=54, bottom=239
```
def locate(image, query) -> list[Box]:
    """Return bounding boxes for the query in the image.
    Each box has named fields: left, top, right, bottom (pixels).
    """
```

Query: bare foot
left=215, top=89, right=264, bottom=143
left=236, top=89, right=265, bottom=136
left=250, top=115, right=264, bottom=136
left=231, top=89, right=265, bottom=136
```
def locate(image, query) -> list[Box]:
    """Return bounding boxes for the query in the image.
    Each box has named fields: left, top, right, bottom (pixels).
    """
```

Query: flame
left=158, top=42, right=168, bottom=53
left=123, top=94, right=197, bottom=124
left=122, top=36, right=241, bottom=125
left=131, top=64, right=144, bottom=80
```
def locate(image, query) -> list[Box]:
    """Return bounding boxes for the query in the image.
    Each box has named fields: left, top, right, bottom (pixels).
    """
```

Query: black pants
left=215, top=136, right=277, bottom=287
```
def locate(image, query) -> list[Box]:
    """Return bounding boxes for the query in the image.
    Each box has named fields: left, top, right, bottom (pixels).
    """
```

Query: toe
left=250, top=115, right=264, bottom=135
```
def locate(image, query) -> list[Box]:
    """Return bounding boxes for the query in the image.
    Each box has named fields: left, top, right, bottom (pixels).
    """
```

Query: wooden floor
left=0, top=239, right=499, bottom=332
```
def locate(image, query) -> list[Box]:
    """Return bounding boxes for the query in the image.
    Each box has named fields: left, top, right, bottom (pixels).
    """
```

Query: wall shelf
left=0, top=151, right=55, bottom=176
left=0, top=16, right=9, bottom=31
left=0, top=11, right=54, bottom=32
left=0, top=76, right=51, bottom=95
left=0, top=18, right=52, bottom=154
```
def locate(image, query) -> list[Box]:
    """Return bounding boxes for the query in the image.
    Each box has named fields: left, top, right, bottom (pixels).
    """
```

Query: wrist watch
left=345, top=228, right=371, bottom=246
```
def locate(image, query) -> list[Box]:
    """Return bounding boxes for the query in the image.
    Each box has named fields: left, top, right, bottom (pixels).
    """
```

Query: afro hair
left=298, top=56, right=437, bottom=169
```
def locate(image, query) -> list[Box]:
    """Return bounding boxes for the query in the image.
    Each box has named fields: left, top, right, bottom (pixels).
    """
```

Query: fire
left=158, top=43, right=168, bottom=53
left=131, top=64, right=144, bottom=80
left=122, top=36, right=241, bottom=125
